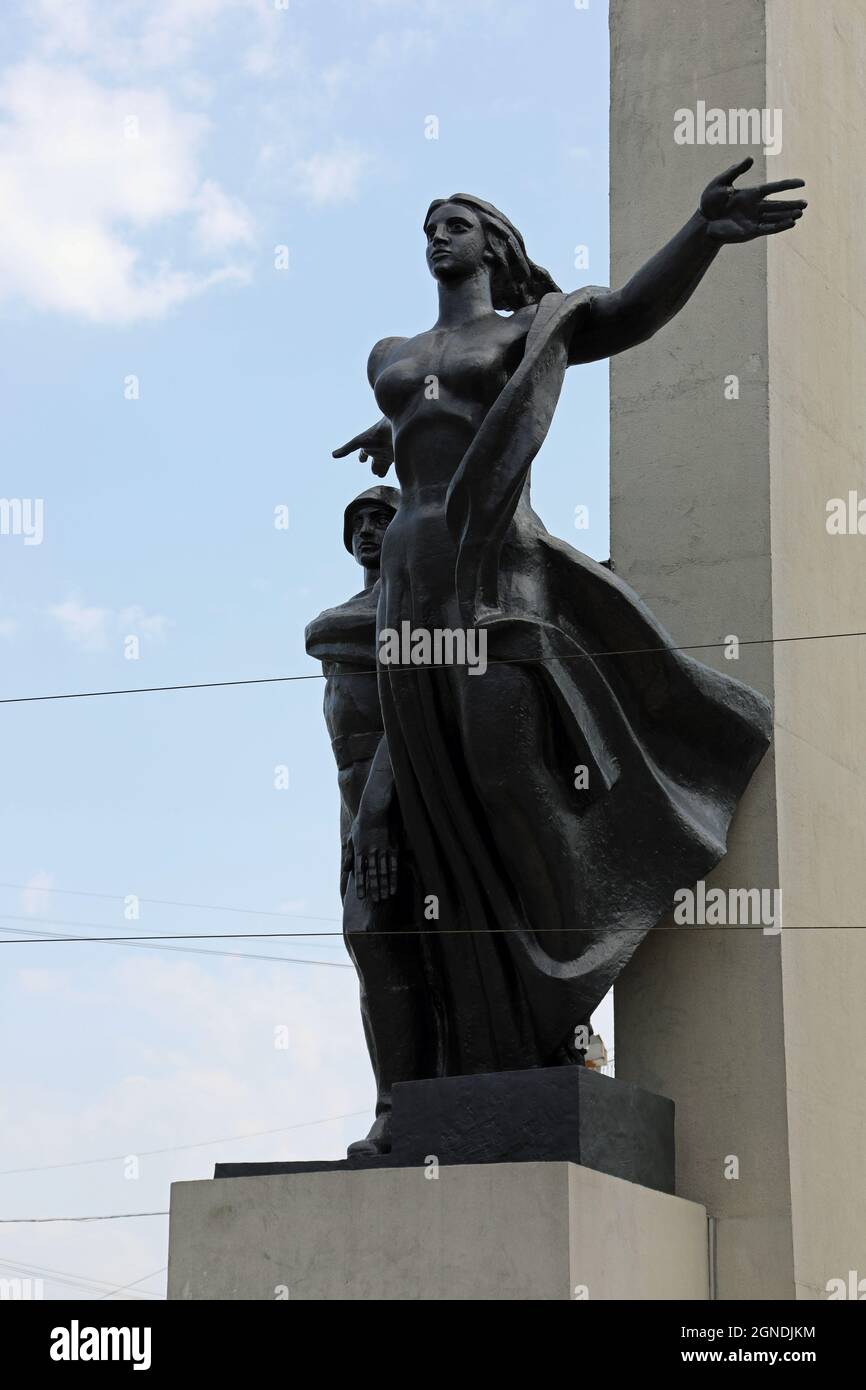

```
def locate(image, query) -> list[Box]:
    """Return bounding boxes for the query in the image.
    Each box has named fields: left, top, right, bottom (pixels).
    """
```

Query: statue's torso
left=306, top=589, right=383, bottom=830
left=372, top=308, right=538, bottom=620
left=373, top=308, right=537, bottom=499
left=321, top=662, right=381, bottom=745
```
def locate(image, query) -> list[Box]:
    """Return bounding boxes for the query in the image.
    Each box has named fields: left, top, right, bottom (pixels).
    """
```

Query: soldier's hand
left=349, top=815, right=399, bottom=903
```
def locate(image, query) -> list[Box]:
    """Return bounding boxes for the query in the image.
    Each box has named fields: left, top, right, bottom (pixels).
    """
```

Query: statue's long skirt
left=377, top=501, right=769, bottom=1074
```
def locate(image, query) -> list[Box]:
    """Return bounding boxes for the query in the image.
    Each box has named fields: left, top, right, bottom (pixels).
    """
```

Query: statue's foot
left=347, top=1112, right=392, bottom=1157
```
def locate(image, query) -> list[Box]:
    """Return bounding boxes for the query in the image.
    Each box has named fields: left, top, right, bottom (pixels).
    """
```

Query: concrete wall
left=610, top=0, right=866, bottom=1300
left=766, top=0, right=866, bottom=1301
left=168, top=1162, right=708, bottom=1300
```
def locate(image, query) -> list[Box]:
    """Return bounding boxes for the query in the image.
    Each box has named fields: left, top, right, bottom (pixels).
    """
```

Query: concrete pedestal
left=167, top=1162, right=708, bottom=1301
left=214, top=1067, right=675, bottom=1196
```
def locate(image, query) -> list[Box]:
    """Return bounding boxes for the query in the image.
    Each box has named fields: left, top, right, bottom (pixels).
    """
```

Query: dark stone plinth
left=214, top=1067, right=675, bottom=1195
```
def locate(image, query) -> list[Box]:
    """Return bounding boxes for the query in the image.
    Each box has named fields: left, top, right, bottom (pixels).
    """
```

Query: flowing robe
left=375, top=288, right=772, bottom=1076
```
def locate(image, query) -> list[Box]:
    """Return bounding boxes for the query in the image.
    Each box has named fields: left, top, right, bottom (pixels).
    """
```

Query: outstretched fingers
left=711, top=155, right=755, bottom=187
left=757, top=198, right=807, bottom=213
left=333, top=431, right=370, bottom=459
left=757, top=219, right=798, bottom=236
left=756, top=177, right=806, bottom=197
left=759, top=208, right=804, bottom=224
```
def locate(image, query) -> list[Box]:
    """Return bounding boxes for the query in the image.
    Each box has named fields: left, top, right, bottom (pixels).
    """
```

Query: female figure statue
left=332, top=157, right=805, bottom=1154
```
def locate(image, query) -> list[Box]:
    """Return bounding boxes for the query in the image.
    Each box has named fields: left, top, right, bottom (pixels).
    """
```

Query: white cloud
left=1, top=953, right=372, bottom=1298
left=0, top=63, right=253, bottom=322
left=10, top=0, right=513, bottom=319
left=48, top=595, right=171, bottom=651
left=194, top=179, right=255, bottom=255
left=366, top=27, right=436, bottom=65
left=47, top=595, right=111, bottom=651
left=12, top=952, right=368, bottom=1145
left=293, top=142, right=370, bottom=207
left=133, top=0, right=262, bottom=71
left=118, top=606, right=171, bottom=642
left=243, top=45, right=278, bottom=78
left=20, top=871, right=55, bottom=918
left=30, top=0, right=264, bottom=75
left=0, top=617, right=17, bottom=638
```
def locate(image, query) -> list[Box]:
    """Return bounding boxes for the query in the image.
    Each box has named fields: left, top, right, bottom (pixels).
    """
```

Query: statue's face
left=351, top=503, right=394, bottom=570
left=424, top=202, right=487, bottom=283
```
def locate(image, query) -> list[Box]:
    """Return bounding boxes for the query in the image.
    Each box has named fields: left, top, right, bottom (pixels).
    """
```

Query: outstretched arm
left=332, top=336, right=406, bottom=477
left=570, top=157, right=806, bottom=365
left=333, top=415, right=394, bottom=477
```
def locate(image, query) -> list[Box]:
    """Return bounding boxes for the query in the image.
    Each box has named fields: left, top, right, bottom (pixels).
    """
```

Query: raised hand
left=333, top=416, right=394, bottom=478
left=700, top=157, right=806, bottom=243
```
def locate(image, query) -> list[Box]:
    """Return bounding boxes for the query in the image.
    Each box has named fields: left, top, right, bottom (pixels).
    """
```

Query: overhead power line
left=97, top=1266, right=168, bottom=1301
left=0, top=915, right=351, bottom=968
left=0, top=1256, right=161, bottom=1300
left=1, top=626, right=864, bottom=707
left=0, top=880, right=341, bottom=927
left=0, top=922, right=859, bottom=945
left=0, top=1108, right=369, bottom=1177
left=0, top=1211, right=168, bottom=1224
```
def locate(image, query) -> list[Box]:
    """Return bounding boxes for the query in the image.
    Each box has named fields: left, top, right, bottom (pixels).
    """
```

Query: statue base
left=213, top=1066, right=675, bottom=1196
left=167, top=1160, right=707, bottom=1300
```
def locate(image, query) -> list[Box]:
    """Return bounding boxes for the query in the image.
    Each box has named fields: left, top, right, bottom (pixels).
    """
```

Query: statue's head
left=423, top=194, right=560, bottom=311
left=343, top=485, right=400, bottom=571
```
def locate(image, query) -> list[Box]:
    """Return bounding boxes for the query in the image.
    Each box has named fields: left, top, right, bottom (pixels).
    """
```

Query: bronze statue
left=326, top=157, right=806, bottom=1154
left=307, top=487, right=440, bottom=1156
left=306, top=487, right=400, bottom=900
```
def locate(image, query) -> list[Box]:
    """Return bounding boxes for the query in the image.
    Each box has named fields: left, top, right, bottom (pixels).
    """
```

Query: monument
left=167, top=129, right=813, bottom=1295
left=317, top=167, right=800, bottom=1160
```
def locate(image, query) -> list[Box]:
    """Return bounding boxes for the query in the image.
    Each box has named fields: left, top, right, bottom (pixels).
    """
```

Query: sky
left=0, top=0, right=613, bottom=1300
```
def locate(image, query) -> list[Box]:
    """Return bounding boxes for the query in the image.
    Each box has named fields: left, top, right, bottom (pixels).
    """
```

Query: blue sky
left=0, top=0, right=612, bottom=1300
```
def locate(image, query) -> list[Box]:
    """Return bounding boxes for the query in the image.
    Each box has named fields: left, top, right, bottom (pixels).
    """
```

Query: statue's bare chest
left=373, top=320, right=526, bottom=419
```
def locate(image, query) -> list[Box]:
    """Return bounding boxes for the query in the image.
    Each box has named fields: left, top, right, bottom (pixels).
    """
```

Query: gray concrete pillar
left=610, top=0, right=866, bottom=1300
